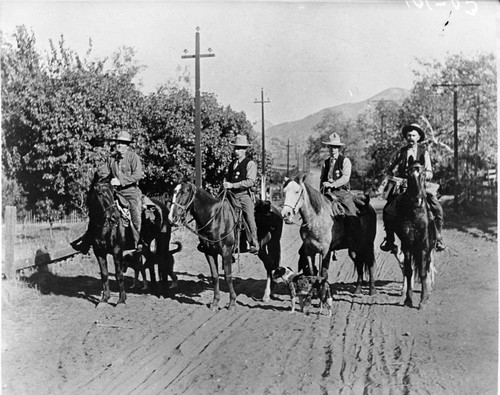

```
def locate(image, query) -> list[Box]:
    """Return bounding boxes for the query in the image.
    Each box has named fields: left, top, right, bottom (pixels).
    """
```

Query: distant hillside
left=264, top=87, right=410, bottom=166
left=267, top=87, right=409, bottom=144
left=252, top=119, right=274, bottom=135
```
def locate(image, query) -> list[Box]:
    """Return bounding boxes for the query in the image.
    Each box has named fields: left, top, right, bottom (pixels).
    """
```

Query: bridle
left=283, top=184, right=304, bottom=217
left=405, top=164, right=427, bottom=208
left=89, top=182, right=119, bottom=229
left=170, top=182, right=197, bottom=223
left=171, top=182, right=241, bottom=244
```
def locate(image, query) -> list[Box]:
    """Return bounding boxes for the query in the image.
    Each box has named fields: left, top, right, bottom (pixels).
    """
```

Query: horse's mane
left=405, top=164, right=427, bottom=198
left=196, top=185, right=222, bottom=205
left=302, top=182, right=331, bottom=215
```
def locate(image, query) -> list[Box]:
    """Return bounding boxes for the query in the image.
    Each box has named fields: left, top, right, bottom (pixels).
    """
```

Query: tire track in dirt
left=143, top=310, right=256, bottom=393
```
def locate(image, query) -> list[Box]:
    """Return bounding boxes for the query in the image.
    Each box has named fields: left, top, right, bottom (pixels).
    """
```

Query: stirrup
left=435, top=240, right=445, bottom=252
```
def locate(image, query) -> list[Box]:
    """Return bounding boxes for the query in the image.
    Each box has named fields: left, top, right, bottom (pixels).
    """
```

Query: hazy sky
left=1, top=0, right=497, bottom=125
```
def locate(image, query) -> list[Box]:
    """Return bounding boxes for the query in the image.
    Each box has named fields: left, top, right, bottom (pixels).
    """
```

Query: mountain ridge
left=253, top=87, right=410, bottom=165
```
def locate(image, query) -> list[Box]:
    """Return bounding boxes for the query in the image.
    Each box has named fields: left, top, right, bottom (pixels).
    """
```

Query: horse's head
left=87, top=174, right=116, bottom=225
left=168, top=181, right=196, bottom=226
left=405, top=163, right=427, bottom=205
left=281, top=178, right=304, bottom=224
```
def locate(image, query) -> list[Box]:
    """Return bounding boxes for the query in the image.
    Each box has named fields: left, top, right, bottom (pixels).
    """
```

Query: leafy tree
left=2, top=26, right=145, bottom=214
left=305, top=112, right=372, bottom=189
left=400, top=53, right=496, bottom=187
left=140, top=85, right=258, bottom=197
left=363, top=52, right=496, bottom=193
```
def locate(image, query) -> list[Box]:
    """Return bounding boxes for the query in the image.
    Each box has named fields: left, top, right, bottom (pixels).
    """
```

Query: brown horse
left=168, top=181, right=282, bottom=310
left=394, top=163, right=436, bottom=309
left=86, top=174, right=127, bottom=306
left=281, top=176, right=377, bottom=295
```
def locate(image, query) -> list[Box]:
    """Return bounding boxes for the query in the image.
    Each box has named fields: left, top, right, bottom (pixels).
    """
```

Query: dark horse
left=87, top=174, right=127, bottom=306
left=281, top=176, right=377, bottom=295
left=394, top=163, right=436, bottom=309
left=168, top=181, right=283, bottom=310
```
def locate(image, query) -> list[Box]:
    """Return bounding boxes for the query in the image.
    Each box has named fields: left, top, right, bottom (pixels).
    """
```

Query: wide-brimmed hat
left=112, top=130, right=133, bottom=144
left=401, top=124, right=425, bottom=141
left=322, top=133, right=345, bottom=146
left=230, top=134, right=251, bottom=148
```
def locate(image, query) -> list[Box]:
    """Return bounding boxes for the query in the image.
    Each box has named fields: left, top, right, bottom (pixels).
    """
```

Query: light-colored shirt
left=98, top=148, right=143, bottom=187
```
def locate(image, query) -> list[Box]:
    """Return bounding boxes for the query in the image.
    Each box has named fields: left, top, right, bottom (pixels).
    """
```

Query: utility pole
left=182, top=27, right=214, bottom=188
left=432, top=83, right=480, bottom=212
left=254, top=88, right=270, bottom=200
left=475, top=92, right=480, bottom=152
left=295, top=144, right=299, bottom=171
left=286, top=139, right=291, bottom=177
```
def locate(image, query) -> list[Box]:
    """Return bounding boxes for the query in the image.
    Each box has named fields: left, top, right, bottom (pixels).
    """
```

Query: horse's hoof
left=404, top=298, right=413, bottom=308
left=369, top=287, right=377, bottom=296
left=208, top=303, right=219, bottom=311
left=354, top=287, right=362, bottom=295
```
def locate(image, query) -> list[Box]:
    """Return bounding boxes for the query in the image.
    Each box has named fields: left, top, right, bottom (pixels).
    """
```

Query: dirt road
left=2, top=198, right=497, bottom=394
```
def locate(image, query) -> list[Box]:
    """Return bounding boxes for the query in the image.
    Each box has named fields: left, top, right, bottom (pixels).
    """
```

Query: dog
left=272, top=266, right=333, bottom=317
left=124, top=241, right=182, bottom=291
left=162, top=240, right=182, bottom=289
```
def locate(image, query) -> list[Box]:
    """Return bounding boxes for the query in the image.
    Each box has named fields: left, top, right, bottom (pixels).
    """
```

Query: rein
left=404, top=165, right=427, bottom=208
left=90, top=185, right=120, bottom=229
left=174, top=184, right=241, bottom=244
left=283, top=186, right=304, bottom=216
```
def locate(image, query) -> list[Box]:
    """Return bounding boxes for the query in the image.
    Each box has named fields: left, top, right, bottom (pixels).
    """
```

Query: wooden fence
left=3, top=206, right=80, bottom=279
left=18, top=210, right=84, bottom=225
left=462, top=177, right=497, bottom=212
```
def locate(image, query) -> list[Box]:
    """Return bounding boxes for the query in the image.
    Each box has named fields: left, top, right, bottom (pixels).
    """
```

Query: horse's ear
left=91, top=171, right=100, bottom=184
left=300, top=172, right=308, bottom=184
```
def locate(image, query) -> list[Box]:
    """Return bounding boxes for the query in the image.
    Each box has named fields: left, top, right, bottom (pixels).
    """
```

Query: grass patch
left=2, top=278, right=42, bottom=310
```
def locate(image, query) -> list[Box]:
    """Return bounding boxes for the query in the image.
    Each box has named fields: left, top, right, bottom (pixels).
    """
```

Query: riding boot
left=435, top=218, right=445, bottom=251
left=70, top=231, right=92, bottom=254
left=380, top=226, right=397, bottom=253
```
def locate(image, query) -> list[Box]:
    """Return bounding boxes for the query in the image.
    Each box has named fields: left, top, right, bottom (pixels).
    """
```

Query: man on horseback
left=223, top=134, right=259, bottom=254
left=380, top=123, right=445, bottom=253
left=319, top=133, right=358, bottom=259
left=71, top=130, right=144, bottom=253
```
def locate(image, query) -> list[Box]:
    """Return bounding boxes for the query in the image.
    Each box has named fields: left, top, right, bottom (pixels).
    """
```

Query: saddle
left=323, top=193, right=346, bottom=217
left=113, top=191, right=142, bottom=249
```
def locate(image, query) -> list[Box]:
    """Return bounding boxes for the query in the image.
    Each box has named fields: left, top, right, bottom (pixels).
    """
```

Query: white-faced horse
left=281, top=176, right=377, bottom=295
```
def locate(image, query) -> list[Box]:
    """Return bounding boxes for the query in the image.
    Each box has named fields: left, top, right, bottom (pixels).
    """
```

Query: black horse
left=86, top=174, right=127, bottom=306
left=168, top=181, right=283, bottom=310
left=138, top=198, right=178, bottom=291
left=395, top=163, right=436, bottom=309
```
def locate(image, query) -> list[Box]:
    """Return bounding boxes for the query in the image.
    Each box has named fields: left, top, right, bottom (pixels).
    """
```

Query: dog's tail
left=170, top=241, right=183, bottom=255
